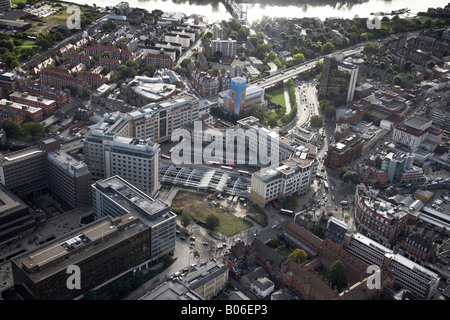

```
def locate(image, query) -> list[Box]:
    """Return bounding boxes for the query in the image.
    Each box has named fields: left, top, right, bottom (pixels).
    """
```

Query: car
left=332, top=195, right=335, bottom=200
left=203, top=241, right=209, bottom=246
left=331, top=186, right=335, bottom=191
left=180, top=237, right=186, bottom=241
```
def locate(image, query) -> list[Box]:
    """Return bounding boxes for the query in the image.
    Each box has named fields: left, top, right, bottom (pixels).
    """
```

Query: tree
left=329, top=260, right=346, bottom=289
left=288, top=249, right=307, bottom=264
left=363, top=42, right=379, bottom=56
left=181, top=211, right=191, bottom=227
left=310, top=115, right=324, bottom=128
left=321, top=42, right=335, bottom=55
left=324, top=104, right=336, bottom=119
left=22, top=122, right=45, bottom=141
left=393, top=75, right=403, bottom=86
left=0, top=118, right=21, bottom=136
left=292, top=53, right=305, bottom=65
left=205, top=214, right=220, bottom=231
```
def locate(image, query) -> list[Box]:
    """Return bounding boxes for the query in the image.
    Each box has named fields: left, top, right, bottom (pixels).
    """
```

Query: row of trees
left=0, top=118, right=45, bottom=142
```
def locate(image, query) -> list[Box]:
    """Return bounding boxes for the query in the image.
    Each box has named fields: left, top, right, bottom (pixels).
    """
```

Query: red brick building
left=0, top=99, right=43, bottom=123
left=40, top=67, right=87, bottom=96
left=9, top=91, right=57, bottom=117
left=19, top=81, right=71, bottom=108
left=99, top=57, right=121, bottom=70
left=145, top=53, right=174, bottom=70
left=69, top=53, right=92, bottom=68
left=325, top=135, right=363, bottom=171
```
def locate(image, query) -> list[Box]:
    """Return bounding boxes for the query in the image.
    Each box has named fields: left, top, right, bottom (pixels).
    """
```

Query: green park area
left=267, top=88, right=286, bottom=109
left=171, top=191, right=255, bottom=236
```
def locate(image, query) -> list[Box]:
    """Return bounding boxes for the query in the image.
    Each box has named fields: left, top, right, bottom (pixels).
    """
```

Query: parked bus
left=280, top=209, right=294, bottom=216
left=324, top=180, right=329, bottom=191
left=272, top=200, right=280, bottom=211
left=221, top=166, right=233, bottom=171
left=237, top=170, right=250, bottom=176
left=161, top=154, right=171, bottom=160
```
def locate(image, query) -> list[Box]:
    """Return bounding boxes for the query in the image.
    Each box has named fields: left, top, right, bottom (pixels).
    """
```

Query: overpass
left=204, top=45, right=364, bottom=103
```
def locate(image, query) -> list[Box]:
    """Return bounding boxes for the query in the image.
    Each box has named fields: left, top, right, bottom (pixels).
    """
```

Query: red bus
left=224, top=163, right=236, bottom=168
left=272, top=200, right=280, bottom=211
left=280, top=209, right=294, bottom=216
left=237, top=170, right=250, bottom=176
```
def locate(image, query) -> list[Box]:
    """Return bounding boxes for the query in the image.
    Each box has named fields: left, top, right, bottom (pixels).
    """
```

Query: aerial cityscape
left=0, top=0, right=450, bottom=306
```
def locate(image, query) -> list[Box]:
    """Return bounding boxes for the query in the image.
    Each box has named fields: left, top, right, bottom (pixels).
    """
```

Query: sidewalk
left=284, top=83, right=291, bottom=115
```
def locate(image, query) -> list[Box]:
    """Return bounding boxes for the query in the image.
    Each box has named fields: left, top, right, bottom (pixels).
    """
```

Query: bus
left=280, top=209, right=294, bottom=216
left=237, top=170, right=250, bottom=176
left=221, top=166, right=233, bottom=171
left=324, top=180, right=329, bottom=191
left=161, top=154, right=171, bottom=160
left=224, top=163, right=236, bottom=168
left=208, top=161, right=220, bottom=165
left=272, top=200, right=280, bottom=211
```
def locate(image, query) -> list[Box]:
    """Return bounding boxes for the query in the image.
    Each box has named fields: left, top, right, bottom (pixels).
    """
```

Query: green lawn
left=11, top=0, right=27, bottom=4
left=172, top=191, right=252, bottom=236
left=268, top=88, right=286, bottom=108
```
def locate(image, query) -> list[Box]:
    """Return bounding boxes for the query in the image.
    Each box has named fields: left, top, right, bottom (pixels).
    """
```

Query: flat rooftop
left=13, top=213, right=145, bottom=281
left=94, top=176, right=174, bottom=225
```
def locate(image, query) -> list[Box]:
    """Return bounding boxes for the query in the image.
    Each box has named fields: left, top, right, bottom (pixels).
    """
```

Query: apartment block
left=9, top=91, right=56, bottom=117
left=11, top=213, right=152, bottom=300
left=211, top=38, right=237, bottom=57
left=144, top=53, right=174, bottom=70
left=164, top=33, right=191, bottom=49
left=19, top=81, right=71, bottom=108
left=69, top=53, right=92, bottom=68
left=0, top=99, right=43, bottom=123
left=40, top=67, right=86, bottom=96
left=92, top=175, right=176, bottom=263
left=98, top=57, right=121, bottom=71
left=191, top=69, right=231, bottom=98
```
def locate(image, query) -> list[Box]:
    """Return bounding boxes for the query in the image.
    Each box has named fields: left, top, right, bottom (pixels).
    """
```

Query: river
left=68, top=0, right=449, bottom=23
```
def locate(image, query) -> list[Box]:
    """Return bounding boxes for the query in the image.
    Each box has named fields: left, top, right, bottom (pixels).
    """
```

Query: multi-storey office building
left=325, top=135, right=363, bottom=170
left=11, top=213, right=152, bottom=300
left=250, top=154, right=318, bottom=208
left=355, top=192, right=410, bottom=246
left=46, top=151, right=92, bottom=209
left=0, top=147, right=47, bottom=200
left=0, top=145, right=91, bottom=209
left=343, top=232, right=440, bottom=299
left=0, top=185, right=35, bottom=244
left=84, top=131, right=160, bottom=197
left=92, top=175, right=176, bottom=264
